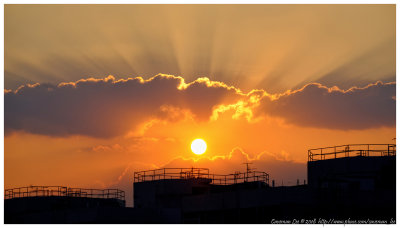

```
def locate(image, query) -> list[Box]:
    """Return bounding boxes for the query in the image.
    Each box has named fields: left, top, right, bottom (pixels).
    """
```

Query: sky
left=4, top=4, right=396, bottom=206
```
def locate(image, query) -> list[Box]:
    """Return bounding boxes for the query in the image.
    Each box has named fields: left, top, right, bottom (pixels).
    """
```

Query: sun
left=191, top=139, right=207, bottom=155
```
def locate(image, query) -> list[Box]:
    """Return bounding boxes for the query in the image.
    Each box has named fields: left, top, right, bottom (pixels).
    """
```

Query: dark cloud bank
left=256, top=81, right=395, bottom=130
left=5, top=74, right=396, bottom=138
left=5, top=75, right=241, bottom=138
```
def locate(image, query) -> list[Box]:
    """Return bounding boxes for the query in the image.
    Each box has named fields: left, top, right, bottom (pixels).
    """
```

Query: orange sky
left=4, top=75, right=396, bottom=206
left=4, top=5, right=396, bottom=207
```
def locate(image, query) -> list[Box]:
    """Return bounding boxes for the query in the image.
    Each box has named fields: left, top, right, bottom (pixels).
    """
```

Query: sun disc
left=191, top=139, right=207, bottom=155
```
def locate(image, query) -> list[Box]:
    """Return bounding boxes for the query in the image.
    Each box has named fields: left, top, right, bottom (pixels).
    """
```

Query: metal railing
left=134, top=168, right=210, bottom=182
left=134, top=167, right=269, bottom=185
left=308, top=144, right=396, bottom=162
left=4, top=186, right=125, bottom=201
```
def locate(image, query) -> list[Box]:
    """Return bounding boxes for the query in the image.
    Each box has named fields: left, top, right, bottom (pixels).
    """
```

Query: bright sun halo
left=191, top=139, right=207, bottom=155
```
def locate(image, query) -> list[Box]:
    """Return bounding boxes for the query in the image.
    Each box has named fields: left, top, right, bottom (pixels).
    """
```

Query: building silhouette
left=4, top=144, right=396, bottom=224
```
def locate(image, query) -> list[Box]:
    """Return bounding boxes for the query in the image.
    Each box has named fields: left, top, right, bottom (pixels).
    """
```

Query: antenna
left=242, top=162, right=253, bottom=173
left=242, top=162, right=253, bottom=182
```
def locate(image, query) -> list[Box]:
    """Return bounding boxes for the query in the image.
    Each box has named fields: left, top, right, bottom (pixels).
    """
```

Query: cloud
left=5, top=74, right=242, bottom=138
left=5, top=75, right=395, bottom=138
left=254, top=81, right=396, bottom=130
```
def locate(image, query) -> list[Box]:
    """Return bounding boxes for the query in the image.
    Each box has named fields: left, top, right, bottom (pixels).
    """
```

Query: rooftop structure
left=5, top=186, right=127, bottom=223
left=308, top=144, right=396, bottom=161
left=308, top=144, right=396, bottom=189
left=5, top=186, right=125, bottom=202
left=134, top=167, right=269, bottom=185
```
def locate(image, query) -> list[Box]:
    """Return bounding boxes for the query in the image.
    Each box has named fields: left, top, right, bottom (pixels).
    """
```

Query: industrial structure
left=4, top=144, right=396, bottom=223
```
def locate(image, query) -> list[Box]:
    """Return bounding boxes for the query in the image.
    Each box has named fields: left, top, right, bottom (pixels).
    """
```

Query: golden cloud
left=5, top=75, right=395, bottom=138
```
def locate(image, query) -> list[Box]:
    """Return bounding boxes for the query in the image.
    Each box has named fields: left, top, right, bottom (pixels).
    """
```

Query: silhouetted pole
left=242, top=162, right=253, bottom=182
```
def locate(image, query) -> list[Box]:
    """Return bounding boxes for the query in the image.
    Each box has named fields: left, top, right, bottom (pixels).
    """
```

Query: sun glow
left=191, top=139, right=207, bottom=155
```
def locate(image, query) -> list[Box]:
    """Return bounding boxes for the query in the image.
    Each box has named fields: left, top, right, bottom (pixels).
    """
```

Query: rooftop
left=308, top=144, right=396, bottom=162
left=5, top=186, right=125, bottom=202
left=134, top=167, right=270, bottom=186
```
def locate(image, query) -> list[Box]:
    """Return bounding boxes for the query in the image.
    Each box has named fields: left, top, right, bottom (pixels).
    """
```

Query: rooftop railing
left=133, top=167, right=269, bottom=186
left=308, top=144, right=396, bottom=162
left=4, top=186, right=125, bottom=201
